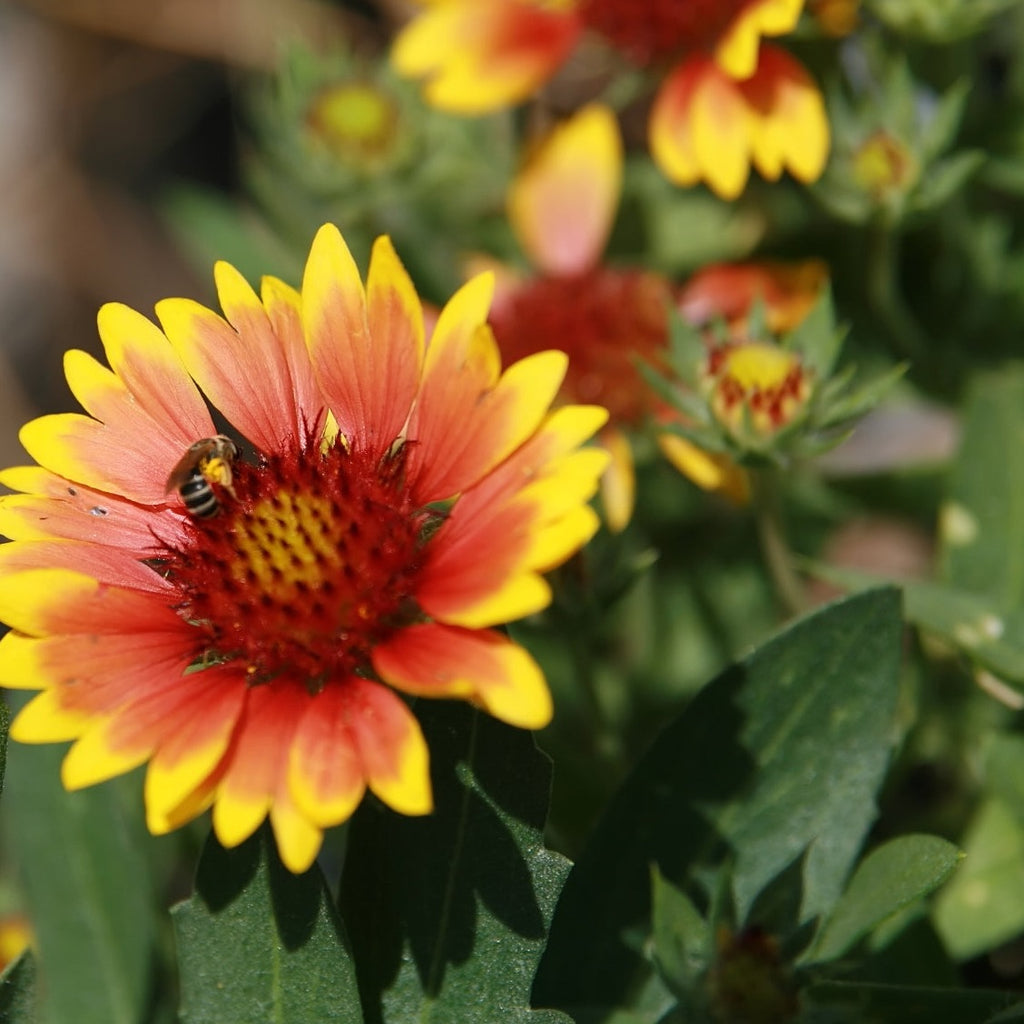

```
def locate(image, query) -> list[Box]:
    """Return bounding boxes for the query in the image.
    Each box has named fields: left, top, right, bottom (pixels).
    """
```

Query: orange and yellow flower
left=484, top=103, right=746, bottom=527
left=0, top=224, right=608, bottom=873
left=393, top=0, right=830, bottom=198
left=678, top=259, right=829, bottom=335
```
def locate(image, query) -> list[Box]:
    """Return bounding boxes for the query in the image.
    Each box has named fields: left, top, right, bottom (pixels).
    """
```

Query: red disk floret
left=578, top=0, right=753, bottom=63
left=489, top=267, right=671, bottom=425
left=162, top=439, right=439, bottom=690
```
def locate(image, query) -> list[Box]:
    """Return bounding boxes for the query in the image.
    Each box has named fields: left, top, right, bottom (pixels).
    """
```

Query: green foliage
left=2, top=725, right=155, bottom=1024
left=535, top=588, right=904, bottom=1015
left=338, top=702, right=571, bottom=1024
left=803, top=835, right=963, bottom=964
left=172, top=831, right=362, bottom=1023
left=0, top=953, right=37, bottom=1022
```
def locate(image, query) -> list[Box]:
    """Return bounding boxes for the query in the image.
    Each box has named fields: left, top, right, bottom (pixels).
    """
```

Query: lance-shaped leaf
left=172, top=829, right=363, bottom=1024
left=2, top=716, right=154, bottom=1024
left=939, top=367, right=1024, bottom=608
left=0, top=952, right=37, bottom=1022
left=534, top=588, right=903, bottom=1012
left=803, top=834, right=962, bottom=964
left=804, top=981, right=1024, bottom=1023
left=338, top=702, right=572, bottom=1024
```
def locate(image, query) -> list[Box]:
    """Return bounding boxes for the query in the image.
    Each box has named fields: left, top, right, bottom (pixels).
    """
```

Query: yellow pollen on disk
left=721, top=343, right=799, bottom=390
left=231, top=492, right=342, bottom=592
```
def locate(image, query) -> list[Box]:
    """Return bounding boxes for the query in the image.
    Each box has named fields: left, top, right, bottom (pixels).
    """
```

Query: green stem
left=751, top=468, right=806, bottom=618
left=866, top=223, right=928, bottom=361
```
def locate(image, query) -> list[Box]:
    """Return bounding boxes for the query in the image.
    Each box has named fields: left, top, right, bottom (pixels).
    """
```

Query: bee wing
left=165, top=441, right=213, bottom=493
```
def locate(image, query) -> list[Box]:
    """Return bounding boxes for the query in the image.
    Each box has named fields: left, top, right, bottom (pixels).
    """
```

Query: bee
left=165, top=435, right=239, bottom=519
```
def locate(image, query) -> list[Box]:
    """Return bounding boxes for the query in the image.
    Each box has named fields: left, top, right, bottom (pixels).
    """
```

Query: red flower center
left=578, top=0, right=754, bottom=62
left=489, top=268, right=671, bottom=425
left=162, top=440, right=439, bottom=690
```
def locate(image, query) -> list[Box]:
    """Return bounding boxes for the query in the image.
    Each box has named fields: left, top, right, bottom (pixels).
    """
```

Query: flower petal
left=679, top=259, right=829, bottom=333
left=288, top=684, right=367, bottom=828
left=715, top=0, right=804, bottom=79
left=657, top=432, right=751, bottom=502
left=509, top=103, right=622, bottom=276
left=0, top=466, right=181, bottom=550
left=156, top=262, right=322, bottom=454
left=598, top=427, right=635, bottom=533
left=410, top=330, right=567, bottom=501
left=212, top=683, right=311, bottom=850
left=742, top=45, right=829, bottom=185
left=304, top=228, right=421, bottom=456
left=95, top=303, right=213, bottom=444
left=144, top=668, right=248, bottom=828
left=270, top=790, right=325, bottom=874
left=0, top=568, right=177, bottom=637
left=392, top=0, right=581, bottom=113
left=343, top=679, right=432, bottom=817
left=0, top=540, right=173, bottom=594
left=374, top=622, right=552, bottom=729
left=650, top=57, right=753, bottom=199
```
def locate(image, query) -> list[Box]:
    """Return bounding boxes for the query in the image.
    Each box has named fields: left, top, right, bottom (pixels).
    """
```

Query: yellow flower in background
left=393, top=0, right=830, bottom=198
left=0, top=225, right=608, bottom=873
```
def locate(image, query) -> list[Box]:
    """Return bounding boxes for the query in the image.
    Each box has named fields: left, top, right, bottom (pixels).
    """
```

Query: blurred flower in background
left=392, top=0, right=831, bottom=197
left=170, top=41, right=517, bottom=300
left=0, top=914, right=30, bottom=972
left=483, top=103, right=753, bottom=529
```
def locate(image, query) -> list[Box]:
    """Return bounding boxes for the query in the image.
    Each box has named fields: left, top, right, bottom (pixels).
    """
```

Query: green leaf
left=904, top=583, right=1024, bottom=685
left=919, top=80, right=970, bottom=163
left=0, top=952, right=38, bottom=1022
left=983, top=732, right=1024, bottom=815
left=785, top=287, right=842, bottom=378
left=939, top=367, right=1024, bottom=607
left=910, top=151, right=985, bottom=214
left=172, top=828, right=363, bottom=1023
left=814, top=364, right=908, bottom=430
left=933, top=799, right=1024, bottom=961
left=804, top=981, right=1024, bottom=1023
left=804, top=835, right=962, bottom=963
left=805, top=568, right=1024, bottom=689
left=650, top=868, right=712, bottom=997
left=534, top=588, right=904, bottom=1011
left=338, top=702, right=572, bottom=1023
left=2, top=724, right=155, bottom=1024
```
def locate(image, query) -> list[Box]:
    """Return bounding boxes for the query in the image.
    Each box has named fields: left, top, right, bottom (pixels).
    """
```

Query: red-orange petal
left=212, top=682, right=312, bottom=850
left=0, top=568, right=180, bottom=638
left=95, top=303, right=214, bottom=444
left=343, top=678, right=432, bottom=817
left=145, top=668, right=248, bottom=825
left=0, top=466, right=181, bottom=550
left=303, top=228, right=421, bottom=457
left=409, top=329, right=567, bottom=502
left=156, top=262, right=321, bottom=454
left=288, top=684, right=367, bottom=827
left=373, top=622, right=552, bottom=729
left=61, top=665, right=242, bottom=790
left=0, top=540, right=173, bottom=594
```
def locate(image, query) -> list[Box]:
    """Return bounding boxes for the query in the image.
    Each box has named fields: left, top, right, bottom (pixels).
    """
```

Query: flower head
left=0, top=225, right=608, bottom=873
left=392, top=0, right=829, bottom=197
left=679, top=259, right=829, bottom=335
left=486, top=104, right=683, bottom=529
